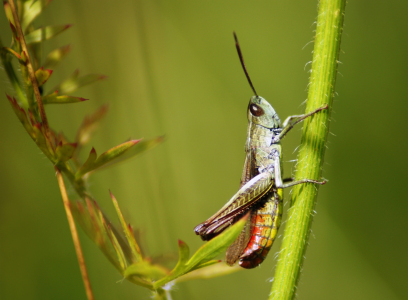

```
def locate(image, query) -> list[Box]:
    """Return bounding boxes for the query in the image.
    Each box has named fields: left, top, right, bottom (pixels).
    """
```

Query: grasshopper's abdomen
left=239, top=189, right=283, bottom=269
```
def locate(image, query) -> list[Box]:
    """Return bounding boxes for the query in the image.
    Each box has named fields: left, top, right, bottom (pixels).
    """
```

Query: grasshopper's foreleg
left=274, top=104, right=328, bottom=142
left=273, top=155, right=326, bottom=189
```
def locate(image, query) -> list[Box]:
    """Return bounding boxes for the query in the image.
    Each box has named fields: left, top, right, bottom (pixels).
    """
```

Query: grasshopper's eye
left=249, top=104, right=265, bottom=117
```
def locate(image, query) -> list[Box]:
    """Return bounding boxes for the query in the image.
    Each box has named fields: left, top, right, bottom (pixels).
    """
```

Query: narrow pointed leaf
left=110, top=191, right=143, bottom=263
left=76, top=138, right=162, bottom=178
left=1, top=50, right=26, bottom=105
left=24, top=24, right=72, bottom=44
left=189, top=260, right=220, bottom=272
left=102, top=136, right=163, bottom=168
left=153, top=216, right=247, bottom=289
left=32, top=123, right=53, bottom=156
left=124, top=261, right=169, bottom=281
left=152, top=240, right=190, bottom=289
left=52, top=70, right=106, bottom=95
left=186, top=213, right=248, bottom=268
left=42, top=90, right=88, bottom=104
left=4, top=2, right=14, bottom=26
left=125, top=270, right=155, bottom=290
left=84, top=198, right=105, bottom=246
left=92, top=140, right=140, bottom=168
left=2, top=47, right=22, bottom=60
left=6, top=95, right=34, bottom=138
left=103, top=221, right=127, bottom=271
left=175, top=263, right=240, bottom=283
left=56, top=142, right=77, bottom=161
left=75, top=147, right=97, bottom=179
left=177, top=240, right=190, bottom=266
left=75, top=104, right=109, bottom=146
left=70, top=199, right=125, bottom=272
left=43, top=45, right=71, bottom=69
left=35, top=67, right=53, bottom=86
left=22, top=0, right=53, bottom=31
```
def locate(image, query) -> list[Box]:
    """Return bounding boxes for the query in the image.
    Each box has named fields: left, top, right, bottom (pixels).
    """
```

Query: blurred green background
left=1, top=1, right=407, bottom=299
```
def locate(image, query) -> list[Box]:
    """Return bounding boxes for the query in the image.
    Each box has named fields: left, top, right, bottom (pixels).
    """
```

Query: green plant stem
left=8, top=0, right=50, bottom=137
left=269, top=0, right=346, bottom=299
left=55, top=167, right=94, bottom=300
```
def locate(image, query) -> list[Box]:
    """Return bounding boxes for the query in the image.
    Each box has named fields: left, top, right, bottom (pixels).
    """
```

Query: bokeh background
left=1, top=1, right=407, bottom=299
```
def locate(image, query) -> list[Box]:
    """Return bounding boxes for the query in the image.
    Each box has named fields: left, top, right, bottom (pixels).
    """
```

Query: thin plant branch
left=56, top=167, right=94, bottom=300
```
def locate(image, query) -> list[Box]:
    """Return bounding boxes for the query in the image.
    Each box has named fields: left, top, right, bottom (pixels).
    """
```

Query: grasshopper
left=194, top=33, right=327, bottom=269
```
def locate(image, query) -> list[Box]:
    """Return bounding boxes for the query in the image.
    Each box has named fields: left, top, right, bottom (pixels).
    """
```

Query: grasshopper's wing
left=240, top=148, right=259, bottom=188
left=225, top=210, right=255, bottom=265
left=194, top=169, right=273, bottom=240
left=225, top=149, right=259, bottom=265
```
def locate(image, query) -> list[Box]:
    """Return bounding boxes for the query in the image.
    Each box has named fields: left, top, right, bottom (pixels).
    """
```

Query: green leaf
left=1, top=49, right=26, bottom=105
left=110, top=191, right=143, bottom=263
left=21, top=0, right=52, bottom=32
left=43, top=45, right=71, bottom=69
left=2, top=47, right=22, bottom=60
left=32, top=123, right=53, bottom=157
left=118, top=136, right=163, bottom=161
left=75, top=104, right=109, bottom=146
left=103, top=221, right=127, bottom=271
left=4, top=2, right=14, bottom=27
left=176, top=240, right=190, bottom=266
left=42, top=91, right=88, bottom=104
left=24, top=24, right=72, bottom=44
left=75, top=137, right=163, bottom=179
left=6, top=95, right=35, bottom=139
left=152, top=215, right=247, bottom=289
left=186, top=213, right=248, bottom=268
left=124, top=261, right=169, bottom=282
left=175, top=263, right=241, bottom=283
left=69, top=198, right=126, bottom=273
left=35, top=67, right=53, bottom=86
left=76, top=147, right=97, bottom=179
left=51, top=69, right=106, bottom=95
left=97, top=136, right=163, bottom=170
left=56, top=142, right=77, bottom=162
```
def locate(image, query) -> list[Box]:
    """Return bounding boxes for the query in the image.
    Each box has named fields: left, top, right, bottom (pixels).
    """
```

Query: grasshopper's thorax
left=246, top=96, right=282, bottom=148
left=245, top=96, right=282, bottom=174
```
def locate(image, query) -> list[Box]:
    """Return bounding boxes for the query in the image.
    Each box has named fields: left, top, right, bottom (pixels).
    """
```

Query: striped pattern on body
left=239, top=188, right=282, bottom=269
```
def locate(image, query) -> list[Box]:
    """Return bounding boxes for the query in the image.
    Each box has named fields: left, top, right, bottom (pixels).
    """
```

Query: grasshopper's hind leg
left=275, top=104, right=328, bottom=142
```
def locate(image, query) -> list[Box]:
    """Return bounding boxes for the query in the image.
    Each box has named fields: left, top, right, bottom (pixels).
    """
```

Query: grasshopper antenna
left=233, top=32, right=258, bottom=97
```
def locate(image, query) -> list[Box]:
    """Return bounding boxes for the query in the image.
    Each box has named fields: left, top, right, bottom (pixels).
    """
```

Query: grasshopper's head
left=247, top=96, right=281, bottom=129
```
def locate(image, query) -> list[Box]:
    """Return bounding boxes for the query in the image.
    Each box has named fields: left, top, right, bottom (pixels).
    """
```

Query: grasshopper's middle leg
left=274, top=155, right=326, bottom=188
left=277, top=177, right=326, bottom=189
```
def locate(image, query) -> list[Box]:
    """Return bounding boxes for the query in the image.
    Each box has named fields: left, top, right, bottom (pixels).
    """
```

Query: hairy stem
left=269, top=0, right=346, bottom=299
